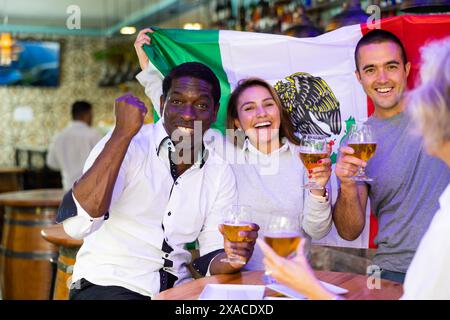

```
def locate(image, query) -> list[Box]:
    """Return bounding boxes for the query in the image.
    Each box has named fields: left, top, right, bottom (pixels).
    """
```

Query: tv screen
left=0, top=40, right=60, bottom=87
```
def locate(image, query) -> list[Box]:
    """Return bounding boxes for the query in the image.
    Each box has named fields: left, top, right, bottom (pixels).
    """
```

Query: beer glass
left=220, top=205, right=253, bottom=265
left=263, top=212, right=301, bottom=284
left=299, top=134, right=328, bottom=189
left=347, top=123, right=377, bottom=182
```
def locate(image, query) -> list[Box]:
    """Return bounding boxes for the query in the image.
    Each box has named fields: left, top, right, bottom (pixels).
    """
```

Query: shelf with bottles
left=303, top=0, right=346, bottom=13
left=306, top=1, right=406, bottom=32
left=378, top=1, right=404, bottom=18
left=207, top=0, right=406, bottom=36
left=208, top=0, right=324, bottom=35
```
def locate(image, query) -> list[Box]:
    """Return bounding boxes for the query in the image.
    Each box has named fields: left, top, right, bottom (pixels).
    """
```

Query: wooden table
left=0, top=188, right=64, bottom=300
left=154, top=270, right=403, bottom=300
left=41, top=224, right=83, bottom=300
left=0, top=189, right=64, bottom=207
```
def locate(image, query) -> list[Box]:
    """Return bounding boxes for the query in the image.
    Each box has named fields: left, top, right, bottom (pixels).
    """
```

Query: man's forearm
left=73, top=130, right=132, bottom=218
left=332, top=183, right=366, bottom=240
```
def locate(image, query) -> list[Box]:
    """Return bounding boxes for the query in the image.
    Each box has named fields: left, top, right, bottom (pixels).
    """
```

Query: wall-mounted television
left=0, top=40, right=60, bottom=87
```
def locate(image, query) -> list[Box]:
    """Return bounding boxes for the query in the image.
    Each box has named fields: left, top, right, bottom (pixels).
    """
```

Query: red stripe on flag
left=360, top=14, right=450, bottom=249
left=366, top=97, right=377, bottom=249
left=368, top=210, right=379, bottom=249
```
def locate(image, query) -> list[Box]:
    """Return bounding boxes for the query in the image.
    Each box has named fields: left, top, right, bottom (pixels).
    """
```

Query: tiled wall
left=0, top=35, right=152, bottom=167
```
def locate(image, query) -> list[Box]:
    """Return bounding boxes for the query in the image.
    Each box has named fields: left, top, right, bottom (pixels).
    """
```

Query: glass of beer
left=263, top=212, right=301, bottom=284
left=220, top=205, right=253, bottom=265
left=347, top=123, right=377, bottom=182
left=299, top=134, right=328, bottom=189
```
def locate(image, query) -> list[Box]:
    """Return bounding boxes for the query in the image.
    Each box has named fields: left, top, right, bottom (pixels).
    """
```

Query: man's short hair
left=355, top=29, right=408, bottom=70
left=162, top=62, right=221, bottom=105
left=71, top=101, right=92, bottom=119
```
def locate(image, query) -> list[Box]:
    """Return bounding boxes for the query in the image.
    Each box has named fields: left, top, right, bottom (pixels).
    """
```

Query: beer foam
left=348, top=142, right=376, bottom=144
left=264, top=231, right=301, bottom=238
left=224, top=222, right=251, bottom=227
left=299, top=151, right=328, bottom=154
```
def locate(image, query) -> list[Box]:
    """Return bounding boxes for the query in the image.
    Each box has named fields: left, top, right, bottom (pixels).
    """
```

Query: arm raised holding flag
left=134, top=28, right=153, bottom=71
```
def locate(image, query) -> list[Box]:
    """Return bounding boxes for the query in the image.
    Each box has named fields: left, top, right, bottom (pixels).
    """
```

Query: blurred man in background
left=46, top=100, right=102, bottom=191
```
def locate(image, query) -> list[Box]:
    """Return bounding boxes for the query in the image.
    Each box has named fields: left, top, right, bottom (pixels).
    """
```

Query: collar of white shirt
left=242, top=136, right=291, bottom=155
left=69, top=120, right=89, bottom=128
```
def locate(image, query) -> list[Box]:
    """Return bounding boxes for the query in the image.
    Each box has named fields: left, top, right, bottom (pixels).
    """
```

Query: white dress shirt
left=402, top=184, right=450, bottom=299
left=60, top=121, right=237, bottom=298
left=46, top=121, right=102, bottom=190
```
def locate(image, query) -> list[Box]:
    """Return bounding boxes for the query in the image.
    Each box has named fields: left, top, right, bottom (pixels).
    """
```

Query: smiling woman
left=214, top=77, right=334, bottom=271
left=226, top=78, right=298, bottom=153
left=234, top=85, right=281, bottom=153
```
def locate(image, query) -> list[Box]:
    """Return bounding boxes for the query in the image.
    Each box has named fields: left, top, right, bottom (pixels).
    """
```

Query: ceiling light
left=120, top=26, right=137, bottom=35
left=183, top=23, right=202, bottom=30
left=0, top=32, right=21, bottom=66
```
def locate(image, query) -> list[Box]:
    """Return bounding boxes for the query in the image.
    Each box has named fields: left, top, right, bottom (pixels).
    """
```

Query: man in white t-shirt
left=46, top=101, right=102, bottom=190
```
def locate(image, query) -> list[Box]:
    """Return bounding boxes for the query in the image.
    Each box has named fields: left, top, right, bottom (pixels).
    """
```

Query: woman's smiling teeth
left=254, top=121, right=272, bottom=128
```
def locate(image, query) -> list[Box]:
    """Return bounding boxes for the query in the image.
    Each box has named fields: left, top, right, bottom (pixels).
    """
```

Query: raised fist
left=114, top=93, right=148, bottom=139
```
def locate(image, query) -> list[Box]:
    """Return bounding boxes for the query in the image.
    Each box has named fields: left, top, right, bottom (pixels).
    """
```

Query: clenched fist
left=114, top=93, right=148, bottom=139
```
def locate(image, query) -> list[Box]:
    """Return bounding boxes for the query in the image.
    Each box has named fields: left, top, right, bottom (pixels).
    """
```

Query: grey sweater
left=209, top=133, right=332, bottom=271
left=366, top=112, right=450, bottom=273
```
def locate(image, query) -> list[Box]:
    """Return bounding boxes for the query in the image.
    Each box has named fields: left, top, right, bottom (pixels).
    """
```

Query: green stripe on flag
left=143, top=27, right=231, bottom=134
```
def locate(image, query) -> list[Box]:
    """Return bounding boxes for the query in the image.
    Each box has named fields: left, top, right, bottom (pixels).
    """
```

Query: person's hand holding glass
left=219, top=205, right=257, bottom=266
left=299, top=134, right=331, bottom=190
left=262, top=212, right=301, bottom=284
left=346, top=123, right=377, bottom=181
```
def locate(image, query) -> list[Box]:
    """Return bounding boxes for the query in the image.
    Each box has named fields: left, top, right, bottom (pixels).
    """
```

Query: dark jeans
left=69, top=278, right=151, bottom=300
left=380, top=269, right=406, bottom=284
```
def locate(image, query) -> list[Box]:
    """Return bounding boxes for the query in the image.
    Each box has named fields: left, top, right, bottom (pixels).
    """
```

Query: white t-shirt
left=402, top=183, right=450, bottom=299
left=46, top=121, right=102, bottom=190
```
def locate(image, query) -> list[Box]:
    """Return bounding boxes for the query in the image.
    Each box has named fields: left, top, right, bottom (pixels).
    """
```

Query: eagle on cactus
left=274, top=72, right=342, bottom=137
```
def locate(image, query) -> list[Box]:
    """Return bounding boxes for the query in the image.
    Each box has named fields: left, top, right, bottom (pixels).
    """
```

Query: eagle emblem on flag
left=274, top=72, right=342, bottom=137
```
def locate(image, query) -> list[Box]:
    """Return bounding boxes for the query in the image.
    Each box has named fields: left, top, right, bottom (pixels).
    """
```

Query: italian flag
left=142, top=14, right=450, bottom=249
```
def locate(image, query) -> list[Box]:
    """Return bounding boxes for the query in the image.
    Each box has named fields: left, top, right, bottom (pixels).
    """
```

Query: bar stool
left=41, top=224, right=83, bottom=300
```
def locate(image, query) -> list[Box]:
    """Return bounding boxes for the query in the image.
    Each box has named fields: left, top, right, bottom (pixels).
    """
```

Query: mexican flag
left=141, top=14, right=450, bottom=249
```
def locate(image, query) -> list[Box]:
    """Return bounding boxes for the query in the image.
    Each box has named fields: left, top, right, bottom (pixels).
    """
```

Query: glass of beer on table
left=221, top=205, right=253, bottom=265
left=299, top=134, right=328, bottom=190
left=263, top=212, right=301, bottom=283
left=347, top=123, right=377, bottom=182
